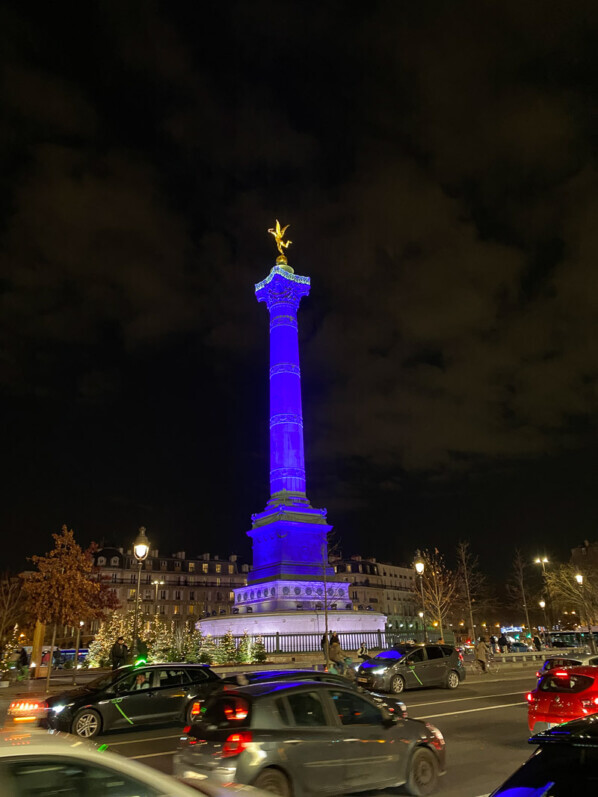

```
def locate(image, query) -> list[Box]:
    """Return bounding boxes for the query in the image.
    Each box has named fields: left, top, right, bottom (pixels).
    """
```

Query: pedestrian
left=357, top=641, right=369, bottom=661
left=474, top=637, right=489, bottom=673
left=489, top=634, right=497, bottom=654
left=498, top=632, right=509, bottom=654
left=330, top=630, right=340, bottom=645
left=329, top=640, right=345, bottom=674
left=533, top=633, right=542, bottom=651
left=111, top=637, right=128, bottom=670
left=17, top=647, right=29, bottom=680
left=320, top=634, right=328, bottom=663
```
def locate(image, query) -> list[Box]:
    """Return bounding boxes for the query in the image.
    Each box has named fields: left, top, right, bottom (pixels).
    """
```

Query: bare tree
left=455, top=541, right=490, bottom=642
left=420, top=550, right=457, bottom=641
left=506, top=550, right=532, bottom=635
left=0, top=574, right=27, bottom=651
left=546, top=564, right=598, bottom=652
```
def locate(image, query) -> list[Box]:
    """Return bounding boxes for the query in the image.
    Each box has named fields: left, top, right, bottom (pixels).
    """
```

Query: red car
left=527, top=666, right=598, bottom=732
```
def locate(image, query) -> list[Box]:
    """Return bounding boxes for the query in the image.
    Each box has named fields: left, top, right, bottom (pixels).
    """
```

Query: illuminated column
left=255, top=265, right=311, bottom=500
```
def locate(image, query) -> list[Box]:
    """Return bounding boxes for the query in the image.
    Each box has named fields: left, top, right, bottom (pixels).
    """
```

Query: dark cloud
left=1, top=1, right=598, bottom=574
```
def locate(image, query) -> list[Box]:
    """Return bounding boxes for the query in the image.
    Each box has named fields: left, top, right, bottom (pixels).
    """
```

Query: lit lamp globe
left=133, top=526, right=150, bottom=561
left=575, top=574, right=584, bottom=586
left=414, top=556, right=425, bottom=576
left=539, top=600, right=546, bottom=609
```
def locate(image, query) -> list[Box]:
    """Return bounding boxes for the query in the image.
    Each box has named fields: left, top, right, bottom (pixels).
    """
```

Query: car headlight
left=52, top=703, right=73, bottom=714
left=372, top=667, right=387, bottom=675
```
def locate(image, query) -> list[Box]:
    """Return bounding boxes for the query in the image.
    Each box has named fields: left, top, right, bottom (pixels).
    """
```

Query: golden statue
left=268, top=219, right=292, bottom=265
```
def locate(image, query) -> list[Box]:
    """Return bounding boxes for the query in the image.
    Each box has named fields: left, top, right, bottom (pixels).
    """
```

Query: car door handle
left=284, top=739, right=303, bottom=745
left=343, top=738, right=360, bottom=743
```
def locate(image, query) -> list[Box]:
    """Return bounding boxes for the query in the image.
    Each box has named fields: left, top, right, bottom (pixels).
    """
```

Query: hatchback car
left=175, top=680, right=446, bottom=796
left=527, top=666, right=598, bottom=732
left=357, top=644, right=466, bottom=693
left=490, top=714, right=598, bottom=796
left=536, top=652, right=598, bottom=678
left=37, top=662, right=221, bottom=738
left=0, top=726, right=266, bottom=797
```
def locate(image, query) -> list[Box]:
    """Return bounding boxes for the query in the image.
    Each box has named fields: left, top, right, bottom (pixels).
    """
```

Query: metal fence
left=206, top=629, right=452, bottom=654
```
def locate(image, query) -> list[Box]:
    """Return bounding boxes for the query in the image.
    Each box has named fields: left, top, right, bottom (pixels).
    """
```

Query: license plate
left=358, top=677, right=368, bottom=683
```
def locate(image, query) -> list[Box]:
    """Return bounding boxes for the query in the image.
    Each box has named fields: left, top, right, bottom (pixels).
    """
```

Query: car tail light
left=526, top=692, right=534, bottom=702
left=182, top=726, right=205, bottom=746
left=8, top=700, right=47, bottom=722
left=223, top=704, right=249, bottom=721
left=535, top=671, right=540, bottom=677
left=553, top=671, right=570, bottom=678
left=189, top=702, right=201, bottom=718
left=222, top=731, right=252, bottom=758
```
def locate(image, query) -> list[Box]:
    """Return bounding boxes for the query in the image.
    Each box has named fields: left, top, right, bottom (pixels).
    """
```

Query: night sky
left=2, top=2, right=598, bottom=585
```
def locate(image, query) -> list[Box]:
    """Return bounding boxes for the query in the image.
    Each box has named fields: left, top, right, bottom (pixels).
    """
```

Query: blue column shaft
left=268, top=299, right=306, bottom=495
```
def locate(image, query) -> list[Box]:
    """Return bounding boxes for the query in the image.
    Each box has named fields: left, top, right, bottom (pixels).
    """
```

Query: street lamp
left=132, top=526, right=150, bottom=661
left=539, top=600, right=548, bottom=646
left=534, top=556, right=549, bottom=575
left=72, top=620, right=84, bottom=686
left=414, top=552, right=427, bottom=642
left=575, top=573, right=596, bottom=653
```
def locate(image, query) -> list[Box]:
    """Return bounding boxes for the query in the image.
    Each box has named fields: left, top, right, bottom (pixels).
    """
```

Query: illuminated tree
left=219, top=630, right=237, bottom=664
left=86, top=610, right=137, bottom=668
left=237, top=631, right=253, bottom=664
left=253, top=635, right=267, bottom=663
left=22, top=526, right=105, bottom=688
left=198, top=634, right=218, bottom=664
left=0, top=574, right=27, bottom=654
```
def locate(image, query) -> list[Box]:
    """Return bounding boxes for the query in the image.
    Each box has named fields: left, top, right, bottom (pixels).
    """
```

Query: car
left=510, top=641, right=533, bottom=652
left=490, top=714, right=598, bottom=796
left=527, top=665, right=598, bottom=732
left=219, top=668, right=408, bottom=717
left=536, top=651, right=598, bottom=678
left=0, top=726, right=268, bottom=796
left=174, top=680, right=446, bottom=796
left=36, top=662, right=221, bottom=738
left=356, top=644, right=466, bottom=694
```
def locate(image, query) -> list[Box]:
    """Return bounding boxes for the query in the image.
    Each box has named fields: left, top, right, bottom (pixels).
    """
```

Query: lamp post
left=539, top=600, right=548, bottom=646
left=535, top=556, right=551, bottom=631
left=132, top=526, right=150, bottom=661
left=575, top=573, right=596, bottom=653
left=72, top=620, right=84, bottom=686
left=414, top=552, right=427, bottom=642
left=152, top=580, right=164, bottom=614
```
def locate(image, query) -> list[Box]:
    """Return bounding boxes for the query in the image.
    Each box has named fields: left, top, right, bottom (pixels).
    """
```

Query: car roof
left=531, top=714, right=598, bottom=747
left=540, top=665, right=598, bottom=678
left=216, top=680, right=350, bottom=699
left=546, top=653, right=597, bottom=663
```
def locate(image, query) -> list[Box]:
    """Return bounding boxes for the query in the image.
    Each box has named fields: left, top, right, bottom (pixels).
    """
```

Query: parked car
left=37, top=662, right=221, bottom=738
left=0, top=726, right=268, bottom=797
left=510, top=641, right=533, bottom=652
left=357, top=644, right=466, bottom=693
left=527, top=665, right=598, bottom=732
left=175, top=680, right=446, bottom=796
left=536, top=652, right=598, bottom=678
left=219, top=668, right=408, bottom=717
left=490, top=714, right=598, bottom=796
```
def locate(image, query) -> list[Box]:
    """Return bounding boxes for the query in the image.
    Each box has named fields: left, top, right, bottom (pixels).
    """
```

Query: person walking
left=111, top=637, right=128, bottom=670
left=498, top=632, right=509, bottom=654
left=320, top=634, right=328, bottom=664
left=330, top=631, right=340, bottom=645
left=533, top=633, right=542, bottom=651
left=329, top=640, right=345, bottom=674
left=474, top=637, right=489, bottom=673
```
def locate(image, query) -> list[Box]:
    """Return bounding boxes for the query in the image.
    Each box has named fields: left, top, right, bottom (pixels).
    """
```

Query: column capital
left=255, top=266, right=310, bottom=311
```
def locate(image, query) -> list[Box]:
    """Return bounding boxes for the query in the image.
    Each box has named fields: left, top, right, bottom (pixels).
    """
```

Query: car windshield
left=540, top=673, right=594, bottom=693
left=373, top=648, right=410, bottom=663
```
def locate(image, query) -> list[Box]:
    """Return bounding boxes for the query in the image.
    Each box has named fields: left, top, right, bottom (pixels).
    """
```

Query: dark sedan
left=175, top=680, right=446, bottom=796
left=357, top=644, right=466, bottom=694
left=490, top=714, right=598, bottom=795
left=41, top=663, right=221, bottom=738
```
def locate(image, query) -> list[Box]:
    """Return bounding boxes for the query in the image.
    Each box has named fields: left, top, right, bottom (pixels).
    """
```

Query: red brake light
left=526, top=692, right=533, bottom=702
left=222, top=731, right=252, bottom=758
left=190, top=701, right=201, bottom=718
left=223, top=704, right=249, bottom=721
left=553, top=671, right=570, bottom=678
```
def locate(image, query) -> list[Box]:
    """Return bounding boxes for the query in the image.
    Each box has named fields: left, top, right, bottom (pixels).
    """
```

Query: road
left=89, top=666, right=537, bottom=797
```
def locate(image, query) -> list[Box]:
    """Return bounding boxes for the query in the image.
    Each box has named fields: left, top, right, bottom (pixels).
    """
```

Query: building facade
left=332, top=556, right=419, bottom=632
left=93, top=547, right=248, bottom=628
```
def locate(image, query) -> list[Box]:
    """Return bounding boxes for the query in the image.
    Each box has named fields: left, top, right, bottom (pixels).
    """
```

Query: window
left=426, top=646, right=444, bottom=660
left=7, top=758, right=162, bottom=796
left=111, top=556, right=119, bottom=566
left=285, top=691, right=327, bottom=727
left=407, top=648, right=425, bottom=664
left=111, top=573, right=117, bottom=583
left=160, top=560, right=167, bottom=570
left=188, top=605, right=194, bottom=614
left=173, top=605, right=180, bottom=615
left=330, top=690, right=383, bottom=725
left=158, top=668, right=189, bottom=687
left=97, top=556, right=106, bottom=566
left=116, top=669, right=154, bottom=693
left=215, top=564, right=222, bottom=573
left=130, top=574, right=135, bottom=583
left=228, top=565, right=233, bottom=573
left=202, top=563, right=208, bottom=573
left=188, top=562, right=195, bottom=572
left=175, top=590, right=182, bottom=600
left=189, top=591, right=195, bottom=600
left=159, top=590, right=167, bottom=600
left=540, top=673, right=594, bottom=693
left=128, top=589, right=136, bottom=600
left=174, top=561, right=181, bottom=569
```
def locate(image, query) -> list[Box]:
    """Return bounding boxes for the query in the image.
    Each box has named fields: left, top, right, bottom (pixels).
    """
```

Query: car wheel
left=445, top=670, right=460, bottom=690
left=253, top=768, right=292, bottom=797
left=390, top=674, right=405, bottom=694
left=72, top=708, right=102, bottom=739
left=405, top=746, right=439, bottom=796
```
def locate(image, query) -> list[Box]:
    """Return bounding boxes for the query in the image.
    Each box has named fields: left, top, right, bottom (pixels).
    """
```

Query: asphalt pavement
left=0, top=665, right=538, bottom=796
left=76, top=666, right=536, bottom=797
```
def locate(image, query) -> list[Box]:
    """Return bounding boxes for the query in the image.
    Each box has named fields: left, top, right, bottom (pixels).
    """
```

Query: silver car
left=174, top=680, right=446, bottom=796
left=537, top=652, right=598, bottom=679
